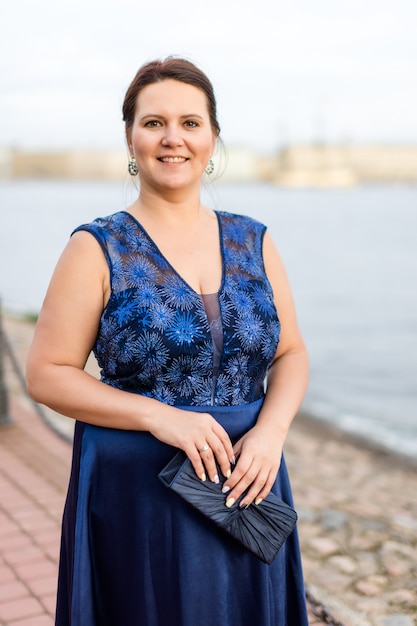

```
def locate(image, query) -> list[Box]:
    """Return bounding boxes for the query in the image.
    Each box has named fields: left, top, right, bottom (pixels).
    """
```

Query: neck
left=131, top=186, right=206, bottom=225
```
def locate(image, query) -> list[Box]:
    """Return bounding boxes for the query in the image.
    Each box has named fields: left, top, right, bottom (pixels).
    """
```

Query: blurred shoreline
left=2, top=143, right=417, bottom=187
left=295, top=409, right=417, bottom=473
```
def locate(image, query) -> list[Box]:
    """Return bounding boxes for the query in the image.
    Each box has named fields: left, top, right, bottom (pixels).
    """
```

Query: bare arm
left=250, top=231, right=310, bottom=442
left=26, top=230, right=234, bottom=480
left=222, top=231, right=309, bottom=506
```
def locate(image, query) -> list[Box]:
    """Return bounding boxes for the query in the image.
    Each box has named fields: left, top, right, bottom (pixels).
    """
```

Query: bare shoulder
left=262, top=231, right=306, bottom=356
left=53, top=229, right=109, bottom=293
left=27, top=230, right=110, bottom=369
left=262, top=231, right=289, bottom=282
left=62, top=228, right=108, bottom=264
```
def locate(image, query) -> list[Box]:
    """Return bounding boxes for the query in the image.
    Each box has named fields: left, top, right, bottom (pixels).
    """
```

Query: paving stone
left=386, top=588, right=417, bottom=607
left=360, top=519, right=387, bottom=532
left=327, top=555, right=357, bottom=574
left=10, top=616, right=54, bottom=626
left=27, top=575, right=58, bottom=596
left=0, top=568, right=17, bottom=586
left=321, top=509, right=349, bottom=530
left=297, top=508, right=318, bottom=522
left=0, top=580, right=28, bottom=602
left=0, top=596, right=44, bottom=621
left=381, top=554, right=412, bottom=578
left=41, top=592, right=58, bottom=614
left=3, top=545, right=46, bottom=566
left=349, top=535, right=381, bottom=552
left=377, top=615, right=415, bottom=626
left=312, top=568, right=352, bottom=592
left=14, top=560, right=57, bottom=581
left=0, top=532, right=34, bottom=552
left=355, top=576, right=387, bottom=596
left=0, top=516, right=19, bottom=536
left=354, top=596, right=386, bottom=614
left=382, top=540, right=417, bottom=560
left=392, top=515, right=417, bottom=532
left=308, top=537, right=340, bottom=556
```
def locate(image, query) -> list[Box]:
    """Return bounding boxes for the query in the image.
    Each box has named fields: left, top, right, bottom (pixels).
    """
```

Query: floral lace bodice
left=73, top=210, right=280, bottom=406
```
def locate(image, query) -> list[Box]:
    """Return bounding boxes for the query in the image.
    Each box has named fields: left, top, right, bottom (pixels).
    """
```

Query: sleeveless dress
left=55, top=210, right=308, bottom=626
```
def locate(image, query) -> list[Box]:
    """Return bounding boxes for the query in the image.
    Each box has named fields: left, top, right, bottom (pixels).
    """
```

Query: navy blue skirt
left=56, top=399, right=308, bottom=625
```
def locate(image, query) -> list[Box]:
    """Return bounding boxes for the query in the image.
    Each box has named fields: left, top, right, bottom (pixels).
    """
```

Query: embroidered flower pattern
left=165, top=311, right=205, bottom=347
left=73, top=210, right=280, bottom=406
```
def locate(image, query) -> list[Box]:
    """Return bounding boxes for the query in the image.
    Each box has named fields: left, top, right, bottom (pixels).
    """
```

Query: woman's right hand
left=148, top=407, right=234, bottom=484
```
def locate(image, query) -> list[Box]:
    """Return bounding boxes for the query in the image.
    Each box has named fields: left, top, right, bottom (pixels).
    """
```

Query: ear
left=125, top=127, right=133, bottom=155
left=211, top=131, right=218, bottom=154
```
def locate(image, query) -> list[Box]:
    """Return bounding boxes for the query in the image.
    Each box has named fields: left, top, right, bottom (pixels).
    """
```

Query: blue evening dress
left=55, top=210, right=308, bottom=625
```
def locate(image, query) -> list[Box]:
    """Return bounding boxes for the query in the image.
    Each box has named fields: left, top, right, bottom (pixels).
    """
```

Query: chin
left=157, top=175, right=201, bottom=191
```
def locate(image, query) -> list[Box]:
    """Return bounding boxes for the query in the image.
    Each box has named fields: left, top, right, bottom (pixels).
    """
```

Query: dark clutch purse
left=158, top=450, right=297, bottom=565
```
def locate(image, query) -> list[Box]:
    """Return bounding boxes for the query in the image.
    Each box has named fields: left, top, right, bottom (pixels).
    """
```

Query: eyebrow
left=139, top=114, right=205, bottom=122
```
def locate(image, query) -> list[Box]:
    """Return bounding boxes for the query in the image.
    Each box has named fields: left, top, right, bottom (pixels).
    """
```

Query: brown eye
left=145, top=120, right=162, bottom=128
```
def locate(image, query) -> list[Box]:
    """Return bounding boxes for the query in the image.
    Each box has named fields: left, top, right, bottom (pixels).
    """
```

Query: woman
left=27, top=57, right=309, bottom=625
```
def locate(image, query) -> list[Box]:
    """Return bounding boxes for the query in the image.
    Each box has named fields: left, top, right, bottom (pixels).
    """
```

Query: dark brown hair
left=122, top=57, right=221, bottom=135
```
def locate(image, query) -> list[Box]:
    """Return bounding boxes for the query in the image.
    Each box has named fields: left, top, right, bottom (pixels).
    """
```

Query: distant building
left=8, top=149, right=126, bottom=180
left=0, top=148, right=13, bottom=178
left=271, top=144, right=417, bottom=187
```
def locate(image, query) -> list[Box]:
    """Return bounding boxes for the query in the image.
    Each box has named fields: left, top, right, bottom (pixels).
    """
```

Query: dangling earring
left=128, top=157, right=138, bottom=176
left=205, top=157, right=214, bottom=175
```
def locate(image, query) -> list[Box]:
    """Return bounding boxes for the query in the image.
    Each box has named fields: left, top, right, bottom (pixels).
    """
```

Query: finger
left=199, top=420, right=233, bottom=479
left=200, top=430, right=236, bottom=484
left=232, top=440, right=243, bottom=460
left=184, top=438, right=230, bottom=485
left=239, top=472, right=275, bottom=508
left=211, top=423, right=235, bottom=471
left=205, top=437, right=233, bottom=481
left=223, top=464, right=259, bottom=508
left=198, top=444, right=220, bottom=484
left=221, top=452, right=251, bottom=493
left=182, top=413, right=234, bottom=483
left=186, top=445, right=210, bottom=483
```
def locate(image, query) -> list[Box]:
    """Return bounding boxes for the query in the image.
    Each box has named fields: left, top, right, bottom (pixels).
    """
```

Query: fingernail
left=255, top=497, right=263, bottom=505
left=225, top=497, right=235, bottom=508
left=213, top=474, right=219, bottom=484
left=226, top=469, right=231, bottom=479
left=239, top=501, right=248, bottom=509
left=231, top=455, right=236, bottom=464
left=201, top=473, right=206, bottom=482
left=222, top=485, right=230, bottom=494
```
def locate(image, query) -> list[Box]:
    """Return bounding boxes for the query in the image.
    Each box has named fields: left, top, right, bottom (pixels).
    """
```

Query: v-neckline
left=121, top=210, right=225, bottom=298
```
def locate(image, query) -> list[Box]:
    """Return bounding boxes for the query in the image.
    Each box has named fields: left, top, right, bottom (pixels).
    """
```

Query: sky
left=1, top=0, right=416, bottom=154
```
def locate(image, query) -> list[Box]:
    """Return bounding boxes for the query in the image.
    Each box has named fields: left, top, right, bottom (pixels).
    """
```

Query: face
left=127, top=79, right=217, bottom=193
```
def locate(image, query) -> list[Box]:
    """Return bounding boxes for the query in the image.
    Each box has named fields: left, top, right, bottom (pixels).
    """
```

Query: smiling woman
left=26, top=56, right=309, bottom=626
left=126, top=78, right=216, bottom=195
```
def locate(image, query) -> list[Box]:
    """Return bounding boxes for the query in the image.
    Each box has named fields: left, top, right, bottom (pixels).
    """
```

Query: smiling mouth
left=158, top=157, right=188, bottom=163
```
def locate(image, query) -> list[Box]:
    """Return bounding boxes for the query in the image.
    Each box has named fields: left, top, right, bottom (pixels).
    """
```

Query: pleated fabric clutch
left=158, top=451, right=297, bottom=565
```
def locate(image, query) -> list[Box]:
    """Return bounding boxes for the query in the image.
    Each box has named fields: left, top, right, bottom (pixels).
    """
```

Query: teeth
left=159, top=157, right=187, bottom=163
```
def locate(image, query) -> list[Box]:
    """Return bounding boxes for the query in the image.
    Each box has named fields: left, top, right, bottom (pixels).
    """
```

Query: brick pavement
left=0, top=395, right=71, bottom=626
left=1, top=316, right=417, bottom=625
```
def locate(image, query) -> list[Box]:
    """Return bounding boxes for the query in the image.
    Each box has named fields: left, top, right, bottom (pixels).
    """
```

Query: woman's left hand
left=221, top=425, right=283, bottom=508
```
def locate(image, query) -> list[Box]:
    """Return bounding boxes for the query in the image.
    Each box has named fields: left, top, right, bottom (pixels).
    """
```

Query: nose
left=161, top=124, right=184, bottom=147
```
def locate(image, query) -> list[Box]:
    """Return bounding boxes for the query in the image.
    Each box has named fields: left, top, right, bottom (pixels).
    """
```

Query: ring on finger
left=199, top=444, right=210, bottom=453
